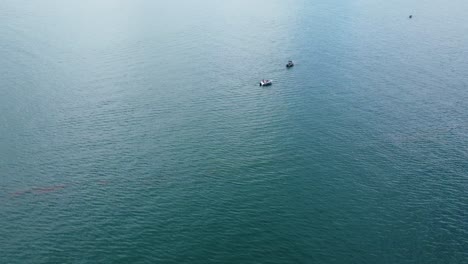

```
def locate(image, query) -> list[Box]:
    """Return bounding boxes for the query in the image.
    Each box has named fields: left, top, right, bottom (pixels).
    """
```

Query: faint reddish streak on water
left=33, top=185, right=66, bottom=194
left=11, top=185, right=67, bottom=197
left=11, top=190, right=30, bottom=197
left=10, top=181, right=111, bottom=197
left=98, top=180, right=109, bottom=185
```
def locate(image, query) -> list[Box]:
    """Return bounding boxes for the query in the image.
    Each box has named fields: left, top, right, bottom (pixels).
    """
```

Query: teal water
left=1, top=0, right=467, bottom=263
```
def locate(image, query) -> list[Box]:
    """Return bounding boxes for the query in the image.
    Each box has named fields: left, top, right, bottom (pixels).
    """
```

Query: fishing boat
left=259, top=79, right=272, bottom=86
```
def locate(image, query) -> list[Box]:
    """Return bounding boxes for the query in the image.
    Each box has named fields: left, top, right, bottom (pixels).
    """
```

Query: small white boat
left=259, top=79, right=272, bottom=86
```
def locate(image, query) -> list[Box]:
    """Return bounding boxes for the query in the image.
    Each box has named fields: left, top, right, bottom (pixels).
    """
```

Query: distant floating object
left=259, top=79, right=272, bottom=86
left=409, top=15, right=413, bottom=19
left=286, top=60, right=294, bottom=68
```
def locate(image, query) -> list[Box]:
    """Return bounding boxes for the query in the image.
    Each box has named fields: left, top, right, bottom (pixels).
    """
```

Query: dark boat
left=286, top=61, right=294, bottom=68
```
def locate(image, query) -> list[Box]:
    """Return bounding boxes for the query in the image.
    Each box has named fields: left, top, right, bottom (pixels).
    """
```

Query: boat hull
left=259, top=81, right=272, bottom=86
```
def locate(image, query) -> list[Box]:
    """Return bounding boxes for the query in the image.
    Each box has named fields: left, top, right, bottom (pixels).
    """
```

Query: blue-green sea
left=1, top=0, right=467, bottom=263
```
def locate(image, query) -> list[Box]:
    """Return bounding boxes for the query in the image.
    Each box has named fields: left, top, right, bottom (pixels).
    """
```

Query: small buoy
left=409, top=15, right=413, bottom=19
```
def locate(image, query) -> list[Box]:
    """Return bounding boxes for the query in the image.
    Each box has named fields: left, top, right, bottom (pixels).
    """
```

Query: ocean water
left=1, top=0, right=467, bottom=263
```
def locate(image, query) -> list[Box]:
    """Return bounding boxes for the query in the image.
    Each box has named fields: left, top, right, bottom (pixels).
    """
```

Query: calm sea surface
left=1, top=0, right=467, bottom=263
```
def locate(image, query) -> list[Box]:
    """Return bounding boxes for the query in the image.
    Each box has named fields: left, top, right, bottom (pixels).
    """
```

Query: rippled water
left=1, top=0, right=467, bottom=263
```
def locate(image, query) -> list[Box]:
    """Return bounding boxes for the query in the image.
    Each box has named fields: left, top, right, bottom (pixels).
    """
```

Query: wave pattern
left=1, top=0, right=467, bottom=263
